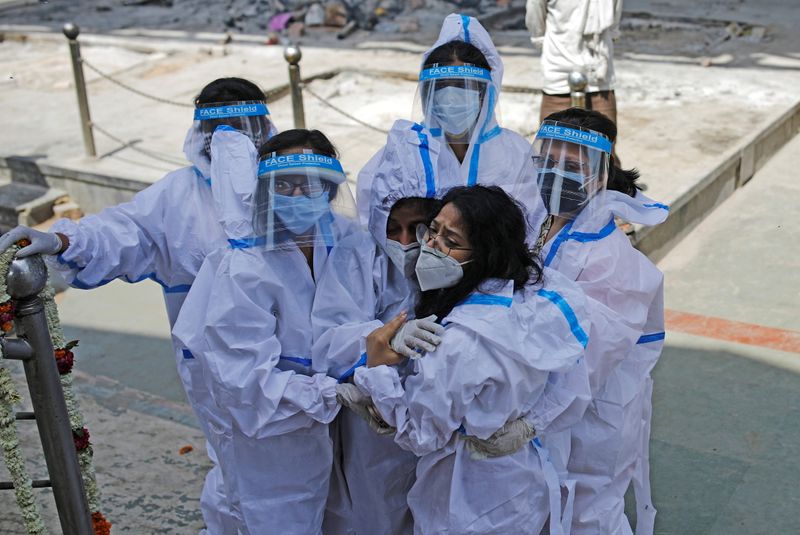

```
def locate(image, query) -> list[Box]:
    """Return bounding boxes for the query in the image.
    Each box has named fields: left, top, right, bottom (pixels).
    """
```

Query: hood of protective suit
left=572, top=190, right=669, bottom=233
left=183, top=122, right=212, bottom=179
left=208, top=127, right=259, bottom=241
left=367, top=120, right=462, bottom=250
left=422, top=13, right=503, bottom=141
left=183, top=116, right=278, bottom=180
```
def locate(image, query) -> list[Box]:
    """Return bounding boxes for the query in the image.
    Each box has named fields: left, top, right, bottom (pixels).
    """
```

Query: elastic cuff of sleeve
left=337, top=353, right=367, bottom=383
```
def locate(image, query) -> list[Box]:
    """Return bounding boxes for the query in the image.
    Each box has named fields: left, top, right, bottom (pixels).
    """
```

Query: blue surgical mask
left=272, top=191, right=331, bottom=236
left=432, top=86, right=482, bottom=137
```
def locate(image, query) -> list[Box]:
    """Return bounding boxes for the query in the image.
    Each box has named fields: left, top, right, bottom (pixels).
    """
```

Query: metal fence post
left=6, top=255, right=93, bottom=534
left=284, top=44, right=306, bottom=129
left=63, top=23, right=97, bottom=158
left=568, top=71, right=588, bottom=109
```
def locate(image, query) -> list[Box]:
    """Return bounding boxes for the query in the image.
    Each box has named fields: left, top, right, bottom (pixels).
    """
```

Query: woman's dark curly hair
left=416, top=185, right=541, bottom=321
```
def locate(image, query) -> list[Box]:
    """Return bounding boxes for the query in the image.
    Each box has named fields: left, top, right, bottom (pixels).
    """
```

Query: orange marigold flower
left=1, top=321, right=13, bottom=333
left=16, top=239, right=31, bottom=247
left=91, top=511, right=112, bottom=535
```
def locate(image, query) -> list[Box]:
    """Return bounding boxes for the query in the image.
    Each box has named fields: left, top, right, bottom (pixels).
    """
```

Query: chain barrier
left=81, top=58, right=195, bottom=108
left=302, top=84, right=389, bottom=135
left=92, top=123, right=188, bottom=167
left=79, top=58, right=195, bottom=166
left=81, top=54, right=390, bottom=162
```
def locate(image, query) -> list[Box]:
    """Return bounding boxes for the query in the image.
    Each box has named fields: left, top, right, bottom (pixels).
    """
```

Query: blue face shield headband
left=195, top=101, right=272, bottom=155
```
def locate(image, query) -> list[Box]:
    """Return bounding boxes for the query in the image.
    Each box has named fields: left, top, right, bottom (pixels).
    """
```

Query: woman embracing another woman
left=350, top=185, right=590, bottom=534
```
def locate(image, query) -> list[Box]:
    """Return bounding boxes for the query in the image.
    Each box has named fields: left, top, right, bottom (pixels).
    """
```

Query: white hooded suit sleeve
left=176, top=249, right=339, bottom=439
left=577, top=231, right=663, bottom=395
left=355, top=279, right=589, bottom=457
left=355, top=147, right=385, bottom=227
left=311, top=233, right=384, bottom=380
left=355, top=325, right=528, bottom=457
left=49, top=173, right=178, bottom=289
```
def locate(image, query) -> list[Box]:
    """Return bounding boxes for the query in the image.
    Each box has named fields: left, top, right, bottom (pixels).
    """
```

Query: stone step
left=0, top=182, right=68, bottom=233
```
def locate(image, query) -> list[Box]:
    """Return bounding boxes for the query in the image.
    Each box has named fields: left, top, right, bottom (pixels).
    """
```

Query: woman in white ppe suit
left=531, top=108, right=668, bottom=534
left=353, top=185, right=591, bottom=534
left=172, top=127, right=357, bottom=534
left=356, top=13, right=543, bottom=226
left=311, top=123, right=468, bottom=534
left=0, top=77, right=275, bottom=534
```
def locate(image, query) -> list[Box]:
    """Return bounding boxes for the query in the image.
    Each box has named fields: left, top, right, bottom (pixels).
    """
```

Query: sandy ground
left=0, top=365, right=209, bottom=533
left=1, top=23, right=798, bottom=208
left=1, top=0, right=799, bottom=208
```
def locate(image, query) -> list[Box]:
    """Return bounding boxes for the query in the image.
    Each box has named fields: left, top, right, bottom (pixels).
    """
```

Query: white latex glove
left=335, top=383, right=395, bottom=436
left=389, top=314, right=445, bottom=359
left=461, top=418, right=537, bottom=460
left=0, top=225, right=63, bottom=257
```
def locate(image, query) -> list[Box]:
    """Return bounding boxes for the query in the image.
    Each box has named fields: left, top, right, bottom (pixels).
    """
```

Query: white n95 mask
left=414, top=244, right=472, bottom=291
left=385, top=240, right=421, bottom=278
left=432, top=87, right=481, bottom=137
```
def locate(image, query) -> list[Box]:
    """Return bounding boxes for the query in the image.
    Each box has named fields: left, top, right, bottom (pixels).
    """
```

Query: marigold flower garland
left=0, top=243, right=111, bottom=534
left=0, top=243, right=47, bottom=534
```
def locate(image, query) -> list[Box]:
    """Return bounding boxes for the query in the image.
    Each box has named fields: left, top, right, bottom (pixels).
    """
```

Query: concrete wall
left=0, top=156, right=145, bottom=213
left=633, top=100, right=800, bottom=262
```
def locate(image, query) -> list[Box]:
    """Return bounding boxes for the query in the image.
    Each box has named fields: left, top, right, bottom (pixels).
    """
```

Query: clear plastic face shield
left=533, top=121, right=611, bottom=220
left=194, top=101, right=273, bottom=156
left=414, top=64, right=492, bottom=143
left=253, top=151, right=353, bottom=251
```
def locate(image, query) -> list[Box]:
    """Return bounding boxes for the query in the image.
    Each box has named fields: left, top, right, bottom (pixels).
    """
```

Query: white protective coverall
left=526, top=0, right=623, bottom=94
left=312, top=119, right=471, bottom=534
left=354, top=274, right=590, bottom=535
left=356, top=14, right=543, bottom=228
left=172, top=129, right=353, bottom=534
left=540, top=190, right=668, bottom=534
left=48, top=123, right=244, bottom=533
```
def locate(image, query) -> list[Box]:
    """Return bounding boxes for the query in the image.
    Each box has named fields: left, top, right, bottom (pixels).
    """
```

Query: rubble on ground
left=0, top=0, right=529, bottom=41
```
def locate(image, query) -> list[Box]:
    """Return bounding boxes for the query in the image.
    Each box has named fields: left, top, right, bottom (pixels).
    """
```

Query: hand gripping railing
left=0, top=255, right=93, bottom=534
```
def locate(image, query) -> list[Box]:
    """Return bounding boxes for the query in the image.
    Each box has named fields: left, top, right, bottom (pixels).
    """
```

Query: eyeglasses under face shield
left=253, top=152, right=352, bottom=251
left=195, top=100, right=273, bottom=155
left=532, top=121, right=612, bottom=219
left=414, top=64, right=493, bottom=142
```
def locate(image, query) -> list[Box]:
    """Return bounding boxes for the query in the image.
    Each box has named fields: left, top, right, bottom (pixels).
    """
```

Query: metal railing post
left=63, top=23, right=97, bottom=158
left=6, top=255, right=93, bottom=534
left=284, top=44, right=306, bottom=129
left=568, top=71, right=588, bottom=109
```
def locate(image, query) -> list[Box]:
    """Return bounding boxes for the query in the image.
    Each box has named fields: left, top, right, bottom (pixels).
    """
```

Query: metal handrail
left=0, top=255, right=93, bottom=534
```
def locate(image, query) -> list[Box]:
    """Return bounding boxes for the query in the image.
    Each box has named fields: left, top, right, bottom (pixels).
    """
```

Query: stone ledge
left=0, top=182, right=68, bottom=232
left=0, top=156, right=147, bottom=215
left=632, top=99, right=800, bottom=262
